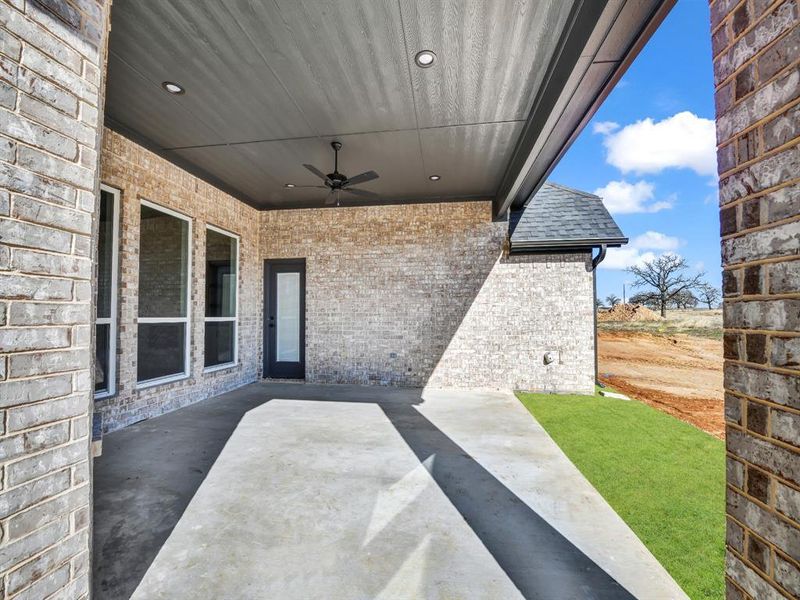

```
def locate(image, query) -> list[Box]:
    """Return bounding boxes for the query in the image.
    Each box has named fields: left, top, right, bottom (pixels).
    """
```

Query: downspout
left=591, top=244, right=607, bottom=270
left=591, top=244, right=607, bottom=387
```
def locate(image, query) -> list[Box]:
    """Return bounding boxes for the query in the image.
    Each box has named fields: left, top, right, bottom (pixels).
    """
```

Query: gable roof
left=508, top=182, right=627, bottom=252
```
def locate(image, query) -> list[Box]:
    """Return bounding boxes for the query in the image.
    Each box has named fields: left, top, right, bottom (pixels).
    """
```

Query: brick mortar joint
left=726, top=421, right=800, bottom=455
left=722, top=255, right=800, bottom=270
left=11, top=0, right=105, bottom=64
left=727, top=391, right=800, bottom=417
left=0, top=414, right=90, bottom=438
left=725, top=485, right=800, bottom=532
left=722, top=293, right=800, bottom=302
left=729, top=548, right=792, bottom=597
left=1, top=135, right=100, bottom=176
left=0, top=23, right=84, bottom=80
left=715, top=58, right=800, bottom=131
left=718, top=117, right=800, bottom=176
left=710, top=0, right=750, bottom=36
left=0, top=467, right=90, bottom=507
left=7, top=51, right=102, bottom=111
left=713, top=27, right=799, bottom=98
left=711, top=0, right=794, bottom=56
left=0, top=520, right=91, bottom=587
left=718, top=175, right=800, bottom=208
left=725, top=356, right=800, bottom=377
left=726, top=529, right=800, bottom=597
left=719, top=212, right=800, bottom=242
left=0, top=159, right=97, bottom=195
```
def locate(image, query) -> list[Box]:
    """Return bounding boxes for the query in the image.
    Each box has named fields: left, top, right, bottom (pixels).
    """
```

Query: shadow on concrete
left=92, top=383, right=419, bottom=599
left=93, top=382, right=632, bottom=599
left=379, top=402, right=633, bottom=599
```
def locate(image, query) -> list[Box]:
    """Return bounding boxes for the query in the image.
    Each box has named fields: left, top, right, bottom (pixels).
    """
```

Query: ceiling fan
left=291, top=141, right=379, bottom=206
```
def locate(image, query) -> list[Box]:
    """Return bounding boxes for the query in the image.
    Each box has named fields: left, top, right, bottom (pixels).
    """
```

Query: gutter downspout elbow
left=591, top=244, right=607, bottom=270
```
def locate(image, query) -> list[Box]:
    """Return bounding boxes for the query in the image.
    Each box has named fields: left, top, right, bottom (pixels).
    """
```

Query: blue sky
left=550, top=0, right=719, bottom=302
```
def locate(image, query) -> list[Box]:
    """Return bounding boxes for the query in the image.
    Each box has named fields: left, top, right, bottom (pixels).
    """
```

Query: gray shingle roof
left=509, top=182, right=627, bottom=251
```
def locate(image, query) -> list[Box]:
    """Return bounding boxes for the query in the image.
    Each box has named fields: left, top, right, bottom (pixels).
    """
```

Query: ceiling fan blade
left=344, top=187, right=378, bottom=198
left=344, top=170, right=379, bottom=187
left=288, top=185, right=327, bottom=189
left=324, top=190, right=337, bottom=205
left=303, top=164, right=330, bottom=182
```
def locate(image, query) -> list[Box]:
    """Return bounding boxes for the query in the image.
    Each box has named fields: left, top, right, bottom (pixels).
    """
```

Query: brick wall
left=97, top=129, right=262, bottom=432
left=0, top=0, right=107, bottom=597
left=261, top=204, right=596, bottom=393
left=711, top=0, right=800, bottom=598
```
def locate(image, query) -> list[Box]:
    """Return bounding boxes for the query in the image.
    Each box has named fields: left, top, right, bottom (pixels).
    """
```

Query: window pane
left=205, top=229, right=237, bottom=318
left=139, top=205, right=189, bottom=318
left=97, top=190, right=115, bottom=319
left=95, top=323, right=110, bottom=393
left=205, top=321, right=235, bottom=367
left=137, top=323, right=186, bottom=382
left=276, top=272, right=300, bottom=362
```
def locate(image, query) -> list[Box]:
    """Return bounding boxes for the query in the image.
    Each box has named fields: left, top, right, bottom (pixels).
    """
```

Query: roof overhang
left=492, top=0, right=676, bottom=220
left=104, top=0, right=675, bottom=212
left=508, top=239, right=628, bottom=255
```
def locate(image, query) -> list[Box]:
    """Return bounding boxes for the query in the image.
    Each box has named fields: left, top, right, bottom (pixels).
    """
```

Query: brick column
left=711, top=0, right=800, bottom=598
left=0, top=0, right=108, bottom=598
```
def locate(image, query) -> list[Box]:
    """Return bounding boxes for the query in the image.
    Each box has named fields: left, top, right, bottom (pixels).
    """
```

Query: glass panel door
left=265, top=260, right=305, bottom=379
left=276, top=272, right=300, bottom=362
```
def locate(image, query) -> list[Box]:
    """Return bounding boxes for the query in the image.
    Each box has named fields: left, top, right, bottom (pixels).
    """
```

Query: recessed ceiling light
left=285, top=183, right=295, bottom=188
left=161, top=81, right=185, bottom=95
left=414, top=50, right=436, bottom=68
left=429, top=175, right=441, bottom=181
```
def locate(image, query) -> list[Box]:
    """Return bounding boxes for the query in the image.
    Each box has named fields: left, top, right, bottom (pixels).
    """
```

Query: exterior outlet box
left=543, top=351, right=559, bottom=365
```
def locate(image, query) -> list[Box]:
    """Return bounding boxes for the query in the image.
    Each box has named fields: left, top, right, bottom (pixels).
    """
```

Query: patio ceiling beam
left=492, top=0, right=676, bottom=221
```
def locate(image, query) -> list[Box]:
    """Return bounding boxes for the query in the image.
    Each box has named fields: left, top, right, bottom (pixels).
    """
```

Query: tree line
left=601, top=254, right=721, bottom=317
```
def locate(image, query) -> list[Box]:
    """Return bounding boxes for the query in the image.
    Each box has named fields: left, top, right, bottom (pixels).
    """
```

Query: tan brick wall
left=97, top=129, right=262, bottom=432
left=0, top=0, right=108, bottom=597
left=261, top=204, right=595, bottom=393
left=711, top=0, right=800, bottom=597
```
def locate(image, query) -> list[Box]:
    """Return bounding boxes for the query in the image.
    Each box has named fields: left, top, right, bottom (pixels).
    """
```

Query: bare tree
left=605, top=294, right=621, bottom=307
left=627, top=254, right=705, bottom=317
left=697, top=282, right=721, bottom=309
left=670, top=289, right=698, bottom=309
left=629, top=291, right=660, bottom=310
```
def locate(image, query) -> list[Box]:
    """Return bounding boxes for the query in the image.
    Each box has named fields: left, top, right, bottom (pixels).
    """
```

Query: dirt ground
left=597, top=311, right=724, bottom=438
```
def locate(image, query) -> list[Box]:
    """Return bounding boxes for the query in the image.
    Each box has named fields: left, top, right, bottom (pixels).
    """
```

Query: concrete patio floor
left=93, top=382, right=687, bottom=600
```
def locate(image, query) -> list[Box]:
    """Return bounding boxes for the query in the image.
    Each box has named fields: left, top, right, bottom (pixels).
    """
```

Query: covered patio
left=93, top=382, right=685, bottom=599
left=2, top=0, right=796, bottom=596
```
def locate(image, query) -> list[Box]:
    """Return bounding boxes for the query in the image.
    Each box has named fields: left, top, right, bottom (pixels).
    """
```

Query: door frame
left=263, top=258, right=306, bottom=379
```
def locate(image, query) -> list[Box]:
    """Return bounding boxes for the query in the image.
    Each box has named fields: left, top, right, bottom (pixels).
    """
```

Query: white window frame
left=203, top=224, right=239, bottom=373
left=136, top=199, right=193, bottom=389
left=95, top=184, right=120, bottom=400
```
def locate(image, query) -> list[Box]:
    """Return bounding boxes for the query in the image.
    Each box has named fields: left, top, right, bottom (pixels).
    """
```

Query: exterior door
left=264, top=259, right=306, bottom=378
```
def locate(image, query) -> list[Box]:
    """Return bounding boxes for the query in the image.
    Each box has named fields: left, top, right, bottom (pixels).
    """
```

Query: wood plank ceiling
left=105, top=0, right=576, bottom=210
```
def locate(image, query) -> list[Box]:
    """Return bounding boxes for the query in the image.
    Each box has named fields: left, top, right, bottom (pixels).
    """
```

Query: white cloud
left=631, top=231, right=682, bottom=251
left=600, top=111, right=717, bottom=176
left=600, top=231, right=683, bottom=271
left=592, top=121, right=619, bottom=135
left=601, top=248, right=657, bottom=270
left=593, top=180, right=674, bottom=214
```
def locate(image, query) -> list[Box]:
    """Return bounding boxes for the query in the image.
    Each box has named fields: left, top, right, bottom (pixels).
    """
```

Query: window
left=204, top=226, right=238, bottom=370
left=137, top=200, right=192, bottom=386
left=95, top=185, right=120, bottom=398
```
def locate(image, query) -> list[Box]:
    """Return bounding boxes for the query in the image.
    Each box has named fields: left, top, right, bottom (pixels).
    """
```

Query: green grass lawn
left=517, top=390, right=725, bottom=600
